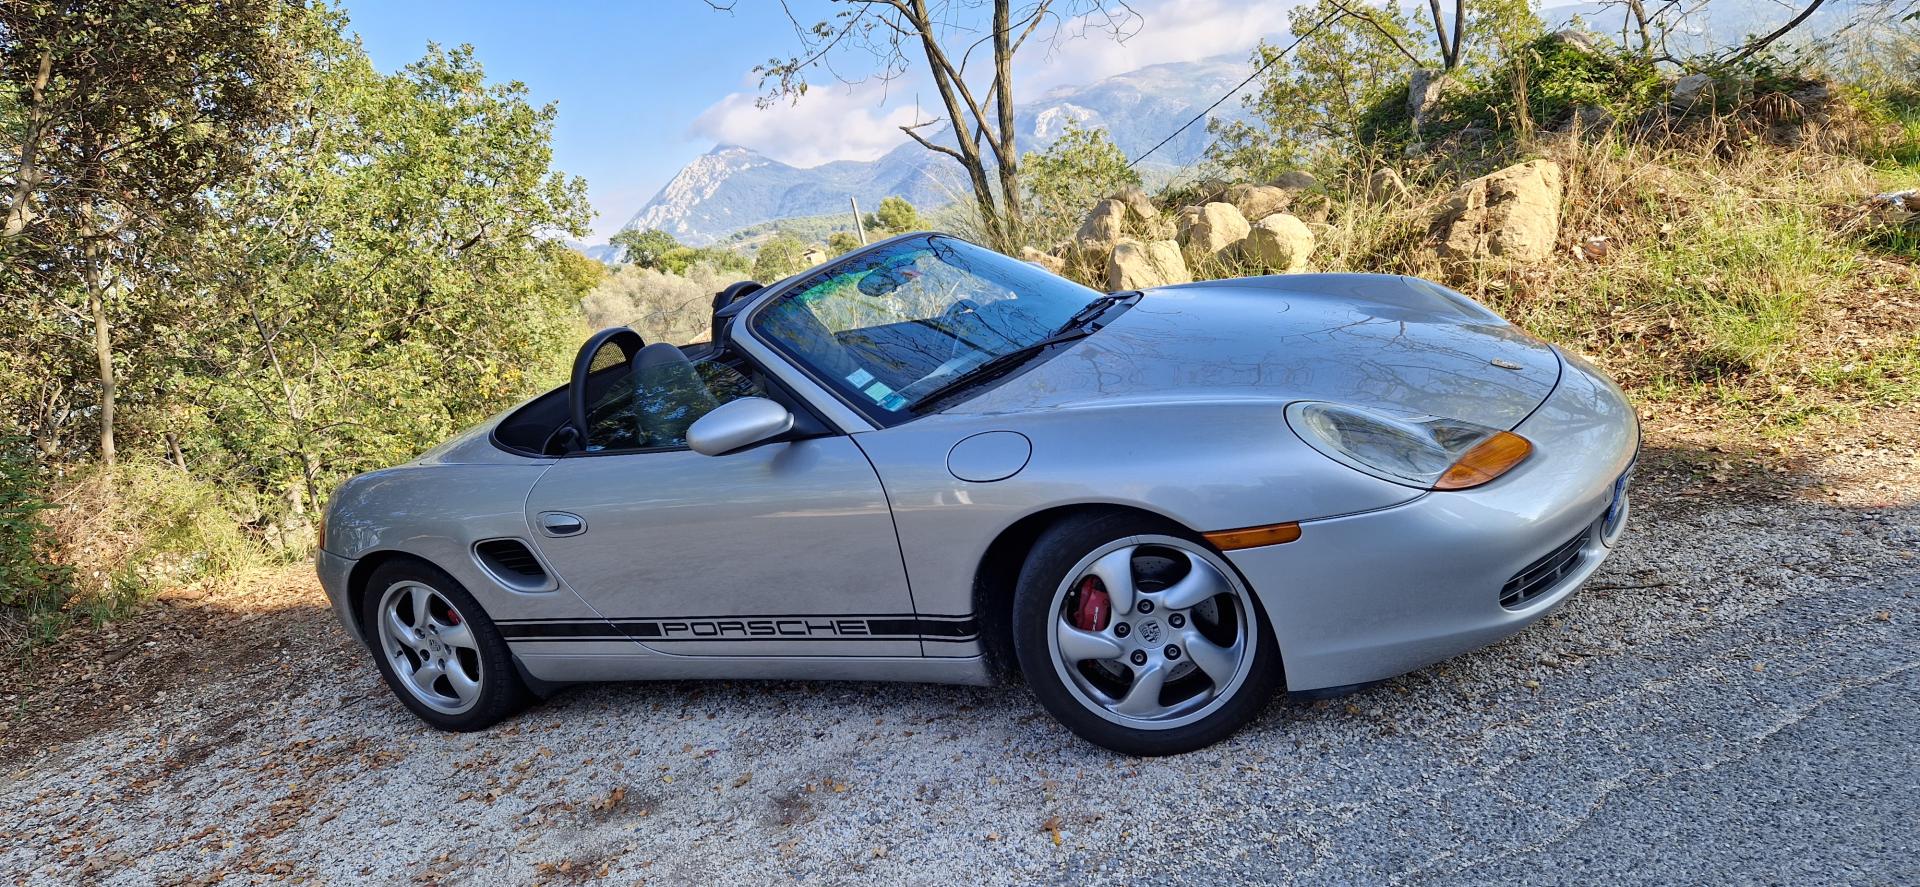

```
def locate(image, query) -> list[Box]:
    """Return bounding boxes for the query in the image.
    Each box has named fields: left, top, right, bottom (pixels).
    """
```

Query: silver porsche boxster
left=317, top=232, right=1637, bottom=755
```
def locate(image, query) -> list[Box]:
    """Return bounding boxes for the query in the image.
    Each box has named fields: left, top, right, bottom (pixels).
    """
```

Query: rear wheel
left=361, top=559, right=529, bottom=731
left=1012, top=513, right=1282, bottom=755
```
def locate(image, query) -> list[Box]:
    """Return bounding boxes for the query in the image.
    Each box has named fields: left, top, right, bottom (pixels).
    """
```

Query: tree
left=867, top=196, right=923, bottom=234
left=751, top=233, right=809, bottom=281
left=1208, top=1, right=1423, bottom=178
left=827, top=230, right=864, bottom=254
left=740, top=0, right=1141, bottom=248
left=1, top=0, right=298, bottom=464
left=611, top=228, right=682, bottom=269
left=1022, top=122, right=1139, bottom=245
left=178, top=24, right=591, bottom=516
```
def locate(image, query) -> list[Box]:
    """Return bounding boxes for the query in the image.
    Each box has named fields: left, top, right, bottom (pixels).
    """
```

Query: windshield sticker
left=846, top=368, right=875, bottom=388
left=863, top=381, right=895, bottom=403
left=879, top=392, right=908, bottom=411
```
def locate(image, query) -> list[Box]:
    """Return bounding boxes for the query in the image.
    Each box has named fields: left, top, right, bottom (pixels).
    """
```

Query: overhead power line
left=1127, top=9, right=1349, bottom=169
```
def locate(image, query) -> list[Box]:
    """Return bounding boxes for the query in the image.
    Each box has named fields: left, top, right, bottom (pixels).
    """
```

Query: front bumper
left=315, top=548, right=365, bottom=648
left=1228, top=356, right=1639, bottom=691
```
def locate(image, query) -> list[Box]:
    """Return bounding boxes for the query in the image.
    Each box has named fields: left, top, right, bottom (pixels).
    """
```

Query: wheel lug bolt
left=1130, top=650, right=1148, bottom=666
left=1113, top=622, right=1131, bottom=638
left=1136, top=600, right=1155, bottom=614
left=1164, top=645, right=1181, bottom=660
left=1168, top=613, right=1186, bottom=628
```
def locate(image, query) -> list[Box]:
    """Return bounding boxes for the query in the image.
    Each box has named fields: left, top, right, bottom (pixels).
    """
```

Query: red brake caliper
left=1069, top=577, right=1111, bottom=632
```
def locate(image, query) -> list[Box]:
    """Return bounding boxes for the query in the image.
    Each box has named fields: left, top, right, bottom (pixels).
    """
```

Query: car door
left=523, top=432, right=922, bottom=658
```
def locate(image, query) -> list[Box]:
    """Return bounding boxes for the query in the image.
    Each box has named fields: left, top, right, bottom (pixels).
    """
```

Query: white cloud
left=1020, top=0, right=1301, bottom=92
left=687, top=0, right=1299, bottom=167
left=690, top=78, right=927, bottom=169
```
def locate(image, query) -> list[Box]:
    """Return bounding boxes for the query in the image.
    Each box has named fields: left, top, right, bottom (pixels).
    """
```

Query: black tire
left=359, top=558, right=531, bottom=731
left=1012, top=512, right=1283, bottom=756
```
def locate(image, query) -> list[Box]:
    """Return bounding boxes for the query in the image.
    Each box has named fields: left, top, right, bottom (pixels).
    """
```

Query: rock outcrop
left=1224, top=183, right=1292, bottom=221
left=1021, top=246, right=1066, bottom=276
left=1243, top=214, right=1315, bottom=273
left=1270, top=170, right=1321, bottom=191
left=1671, top=73, right=1715, bottom=108
left=1429, top=159, right=1563, bottom=262
left=1365, top=168, right=1412, bottom=206
left=1178, top=202, right=1252, bottom=261
left=1107, top=239, right=1192, bottom=290
left=1076, top=198, right=1129, bottom=245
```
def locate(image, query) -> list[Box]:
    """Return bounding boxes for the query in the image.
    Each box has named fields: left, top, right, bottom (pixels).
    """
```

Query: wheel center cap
left=1138, top=620, right=1163, bottom=645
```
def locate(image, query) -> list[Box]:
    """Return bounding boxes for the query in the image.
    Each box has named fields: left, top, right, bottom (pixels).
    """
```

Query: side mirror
left=687, top=397, right=795, bottom=456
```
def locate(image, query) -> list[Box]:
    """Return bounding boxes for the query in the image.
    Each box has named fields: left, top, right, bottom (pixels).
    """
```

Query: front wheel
left=1012, top=513, right=1283, bottom=755
left=360, top=559, right=529, bottom=731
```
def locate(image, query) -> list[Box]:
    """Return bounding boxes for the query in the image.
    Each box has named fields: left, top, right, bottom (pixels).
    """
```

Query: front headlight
left=1285, top=402, right=1533, bottom=491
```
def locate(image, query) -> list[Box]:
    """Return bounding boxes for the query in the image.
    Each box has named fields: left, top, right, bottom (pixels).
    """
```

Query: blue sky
left=348, top=1, right=1302, bottom=241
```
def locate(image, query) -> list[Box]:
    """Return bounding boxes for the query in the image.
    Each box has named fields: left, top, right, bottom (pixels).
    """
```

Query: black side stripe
left=497, top=614, right=978, bottom=643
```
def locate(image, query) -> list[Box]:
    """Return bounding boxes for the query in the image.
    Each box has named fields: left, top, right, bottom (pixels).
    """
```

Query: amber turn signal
left=1432, top=431, right=1533, bottom=490
left=1203, top=521, right=1302, bottom=550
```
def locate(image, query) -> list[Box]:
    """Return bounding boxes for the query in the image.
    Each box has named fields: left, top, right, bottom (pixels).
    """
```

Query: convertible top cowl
left=948, top=274, right=1562, bottom=430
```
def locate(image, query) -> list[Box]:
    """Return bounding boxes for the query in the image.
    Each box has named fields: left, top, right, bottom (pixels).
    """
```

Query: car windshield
left=750, top=235, right=1105, bottom=420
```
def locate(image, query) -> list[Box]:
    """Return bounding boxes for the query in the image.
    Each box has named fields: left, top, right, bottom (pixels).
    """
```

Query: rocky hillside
left=622, top=57, right=1253, bottom=245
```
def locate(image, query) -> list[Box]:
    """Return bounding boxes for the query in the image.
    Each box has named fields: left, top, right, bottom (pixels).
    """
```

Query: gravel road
left=2, top=444, right=1916, bottom=885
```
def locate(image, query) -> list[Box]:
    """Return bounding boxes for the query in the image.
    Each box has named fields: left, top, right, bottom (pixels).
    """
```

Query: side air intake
left=475, top=539, right=550, bottom=590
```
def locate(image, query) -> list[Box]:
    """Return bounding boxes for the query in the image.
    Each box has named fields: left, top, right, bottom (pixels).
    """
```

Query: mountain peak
left=624, top=58, right=1252, bottom=244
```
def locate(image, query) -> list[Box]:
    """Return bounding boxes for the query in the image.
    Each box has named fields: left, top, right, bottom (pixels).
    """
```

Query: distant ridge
left=618, top=56, right=1253, bottom=246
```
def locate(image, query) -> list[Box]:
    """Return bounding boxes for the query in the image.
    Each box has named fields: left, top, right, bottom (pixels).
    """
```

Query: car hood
left=947, top=274, right=1563, bottom=430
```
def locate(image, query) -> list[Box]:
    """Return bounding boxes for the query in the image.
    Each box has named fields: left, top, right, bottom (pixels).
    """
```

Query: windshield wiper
left=907, top=292, right=1140, bottom=413
left=908, top=326, right=1097, bottom=413
left=1054, top=291, right=1141, bottom=337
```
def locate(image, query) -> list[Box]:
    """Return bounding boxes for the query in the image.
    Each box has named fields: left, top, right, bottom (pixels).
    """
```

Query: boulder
left=1364, top=167, right=1411, bottom=206
left=1111, top=186, right=1159, bottom=225
left=1107, top=239, right=1192, bottom=290
left=1075, top=198, right=1129, bottom=245
left=1291, top=192, right=1333, bottom=225
left=1224, top=183, right=1292, bottom=221
left=1430, top=159, right=1563, bottom=263
left=1408, top=68, right=1446, bottom=139
left=1671, top=73, right=1714, bottom=108
left=1243, top=213, right=1315, bottom=273
left=1549, top=28, right=1605, bottom=55
left=1178, top=202, right=1251, bottom=260
left=1270, top=170, right=1321, bottom=191
left=1020, top=246, right=1066, bottom=276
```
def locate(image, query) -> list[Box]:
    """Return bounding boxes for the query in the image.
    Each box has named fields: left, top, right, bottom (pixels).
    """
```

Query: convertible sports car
left=317, top=232, right=1637, bottom=755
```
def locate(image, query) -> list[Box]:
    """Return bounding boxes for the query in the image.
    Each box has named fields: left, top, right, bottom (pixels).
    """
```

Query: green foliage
left=751, top=232, right=810, bottom=281
left=827, top=231, right=864, bottom=255
left=1518, top=34, right=1663, bottom=124
left=167, top=29, right=594, bottom=514
left=582, top=262, right=740, bottom=345
left=1208, top=1, right=1425, bottom=179
left=1021, top=122, right=1141, bottom=246
left=866, top=196, right=923, bottom=235
left=615, top=226, right=751, bottom=276
left=0, top=439, right=70, bottom=634
left=0, top=0, right=304, bottom=462
left=611, top=228, right=683, bottom=270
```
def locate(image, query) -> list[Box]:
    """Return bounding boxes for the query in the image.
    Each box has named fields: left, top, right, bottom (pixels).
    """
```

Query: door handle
left=538, top=512, right=587, bottom=537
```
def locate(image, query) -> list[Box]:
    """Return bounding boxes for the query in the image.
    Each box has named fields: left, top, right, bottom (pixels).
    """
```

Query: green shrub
left=0, top=439, right=73, bottom=645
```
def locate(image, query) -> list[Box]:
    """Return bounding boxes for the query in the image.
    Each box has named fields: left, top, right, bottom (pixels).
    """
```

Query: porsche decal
left=497, top=613, right=977, bottom=642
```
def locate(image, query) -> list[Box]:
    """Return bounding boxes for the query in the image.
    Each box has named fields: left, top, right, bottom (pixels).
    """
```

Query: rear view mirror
left=686, top=397, right=795, bottom=456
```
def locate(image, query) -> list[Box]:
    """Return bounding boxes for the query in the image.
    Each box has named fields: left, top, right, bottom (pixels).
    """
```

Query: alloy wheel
left=374, top=581, right=484, bottom=715
left=1046, top=535, right=1257, bottom=730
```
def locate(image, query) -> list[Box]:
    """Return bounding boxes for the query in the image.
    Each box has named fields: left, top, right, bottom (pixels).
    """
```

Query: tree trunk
left=989, top=0, right=1024, bottom=245
left=3, top=46, right=55, bottom=240
left=87, top=264, right=117, bottom=467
